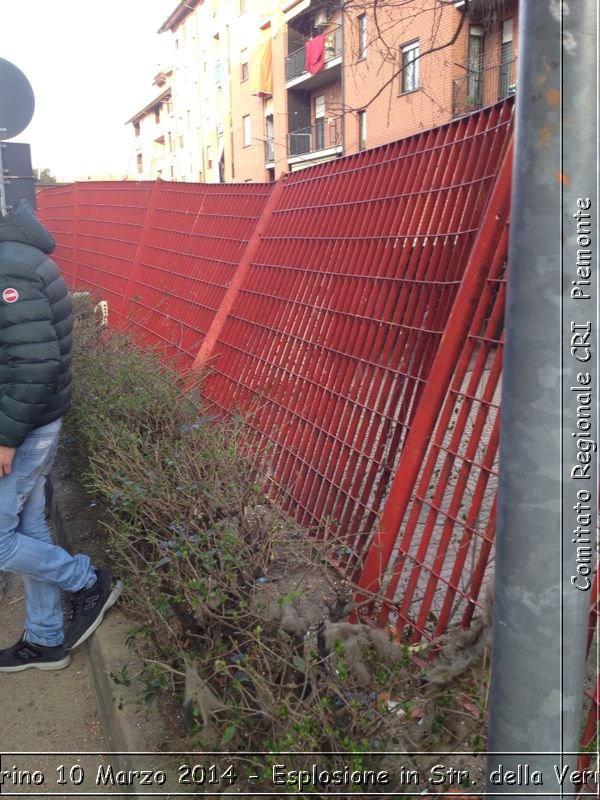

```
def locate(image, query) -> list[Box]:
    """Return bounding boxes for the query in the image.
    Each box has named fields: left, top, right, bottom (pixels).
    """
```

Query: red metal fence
left=197, top=101, right=514, bottom=574
left=357, top=140, right=512, bottom=638
left=37, top=97, right=597, bottom=754
left=37, top=180, right=274, bottom=363
left=38, top=102, right=515, bottom=574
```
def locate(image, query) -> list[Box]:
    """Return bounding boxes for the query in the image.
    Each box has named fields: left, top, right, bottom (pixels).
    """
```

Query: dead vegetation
left=65, top=295, right=493, bottom=793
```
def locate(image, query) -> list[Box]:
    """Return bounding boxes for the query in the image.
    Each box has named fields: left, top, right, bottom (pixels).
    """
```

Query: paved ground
left=0, top=573, right=111, bottom=798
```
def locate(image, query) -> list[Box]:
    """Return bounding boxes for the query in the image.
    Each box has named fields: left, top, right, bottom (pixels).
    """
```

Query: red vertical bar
left=193, top=175, right=286, bottom=370
left=120, top=179, right=163, bottom=321
left=72, top=182, right=81, bottom=286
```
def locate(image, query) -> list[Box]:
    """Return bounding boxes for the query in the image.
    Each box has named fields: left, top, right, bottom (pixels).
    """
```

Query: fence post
left=119, top=178, right=163, bottom=322
left=486, top=0, right=596, bottom=791
left=192, top=173, right=287, bottom=370
left=72, top=182, right=81, bottom=285
left=356, top=141, right=513, bottom=605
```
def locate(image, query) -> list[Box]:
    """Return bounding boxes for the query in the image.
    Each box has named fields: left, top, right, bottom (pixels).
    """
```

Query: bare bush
left=66, top=296, right=492, bottom=790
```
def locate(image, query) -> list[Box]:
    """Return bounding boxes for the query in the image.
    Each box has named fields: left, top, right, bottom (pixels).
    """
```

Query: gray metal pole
left=487, top=0, right=597, bottom=796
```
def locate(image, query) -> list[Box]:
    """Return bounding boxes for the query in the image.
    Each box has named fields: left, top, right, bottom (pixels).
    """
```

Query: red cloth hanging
left=305, top=33, right=326, bottom=75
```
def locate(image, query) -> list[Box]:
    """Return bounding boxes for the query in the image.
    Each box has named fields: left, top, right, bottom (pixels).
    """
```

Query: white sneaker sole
left=68, top=580, right=123, bottom=651
left=0, top=654, right=72, bottom=672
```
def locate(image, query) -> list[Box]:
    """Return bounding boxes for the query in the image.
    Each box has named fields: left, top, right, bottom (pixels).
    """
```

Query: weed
left=110, top=665, right=131, bottom=687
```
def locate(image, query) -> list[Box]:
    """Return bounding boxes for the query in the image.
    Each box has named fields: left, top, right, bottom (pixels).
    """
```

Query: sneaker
left=0, top=639, right=71, bottom=672
left=65, top=568, right=123, bottom=650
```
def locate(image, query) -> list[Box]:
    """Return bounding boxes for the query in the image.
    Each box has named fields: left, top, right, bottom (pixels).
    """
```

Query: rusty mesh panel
left=376, top=224, right=509, bottom=639
left=73, top=182, right=154, bottom=318
left=36, top=185, right=78, bottom=284
left=363, top=211, right=598, bottom=758
left=38, top=181, right=153, bottom=317
left=581, top=571, right=599, bottom=769
left=38, top=181, right=274, bottom=360
left=200, top=101, right=514, bottom=568
left=122, top=181, right=273, bottom=361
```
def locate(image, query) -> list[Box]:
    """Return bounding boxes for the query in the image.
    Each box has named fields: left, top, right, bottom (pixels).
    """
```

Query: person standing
left=0, top=198, right=121, bottom=671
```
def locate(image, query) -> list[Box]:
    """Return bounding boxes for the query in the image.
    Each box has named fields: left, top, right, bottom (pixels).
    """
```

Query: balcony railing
left=285, top=25, right=342, bottom=82
left=288, top=117, right=342, bottom=158
left=264, top=137, right=275, bottom=164
left=452, top=56, right=517, bottom=116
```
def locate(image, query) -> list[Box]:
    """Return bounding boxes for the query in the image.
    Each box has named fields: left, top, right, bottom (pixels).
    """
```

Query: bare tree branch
left=341, top=0, right=470, bottom=116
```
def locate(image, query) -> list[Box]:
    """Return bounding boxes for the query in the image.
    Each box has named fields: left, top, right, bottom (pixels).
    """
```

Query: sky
left=0, top=0, right=176, bottom=181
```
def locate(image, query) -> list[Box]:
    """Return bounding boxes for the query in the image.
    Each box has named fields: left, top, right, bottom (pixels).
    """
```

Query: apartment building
left=127, top=69, right=174, bottom=179
left=129, top=0, right=518, bottom=182
left=343, top=0, right=518, bottom=152
left=152, top=0, right=285, bottom=183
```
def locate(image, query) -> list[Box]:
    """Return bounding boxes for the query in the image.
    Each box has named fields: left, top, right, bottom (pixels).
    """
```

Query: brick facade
left=129, top=0, right=519, bottom=181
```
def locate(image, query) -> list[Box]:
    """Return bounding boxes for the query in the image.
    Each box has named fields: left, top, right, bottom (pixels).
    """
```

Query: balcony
left=452, top=53, right=517, bottom=117
left=285, top=25, right=342, bottom=89
left=287, top=116, right=342, bottom=164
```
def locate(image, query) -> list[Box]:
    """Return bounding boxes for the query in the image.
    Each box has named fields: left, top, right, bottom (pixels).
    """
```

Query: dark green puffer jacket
left=0, top=199, right=72, bottom=447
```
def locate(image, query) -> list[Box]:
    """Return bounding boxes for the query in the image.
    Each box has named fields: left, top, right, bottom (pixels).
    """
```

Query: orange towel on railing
left=251, top=39, right=273, bottom=97
left=305, top=33, right=326, bottom=75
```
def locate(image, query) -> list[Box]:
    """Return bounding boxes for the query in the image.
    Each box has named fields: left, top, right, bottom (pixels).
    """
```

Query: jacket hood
left=0, top=198, right=55, bottom=254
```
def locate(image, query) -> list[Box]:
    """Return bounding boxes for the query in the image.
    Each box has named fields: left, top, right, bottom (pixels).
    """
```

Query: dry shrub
left=66, top=296, right=491, bottom=791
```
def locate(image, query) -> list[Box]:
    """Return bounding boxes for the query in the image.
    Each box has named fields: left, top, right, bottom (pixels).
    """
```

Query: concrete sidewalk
left=0, top=573, right=105, bottom=753
left=0, top=573, right=109, bottom=798
left=0, top=457, right=170, bottom=800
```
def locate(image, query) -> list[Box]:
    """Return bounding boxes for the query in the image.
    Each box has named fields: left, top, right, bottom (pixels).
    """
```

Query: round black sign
left=0, top=58, right=35, bottom=140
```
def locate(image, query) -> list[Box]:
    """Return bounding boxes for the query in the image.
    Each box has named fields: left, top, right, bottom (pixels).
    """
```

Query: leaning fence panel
left=200, top=101, right=515, bottom=575
left=35, top=184, right=78, bottom=285
left=121, top=181, right=274, bottom=363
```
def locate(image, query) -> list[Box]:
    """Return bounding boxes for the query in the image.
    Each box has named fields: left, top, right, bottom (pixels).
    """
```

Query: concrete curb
left=48, top=475, right=182, bottom=799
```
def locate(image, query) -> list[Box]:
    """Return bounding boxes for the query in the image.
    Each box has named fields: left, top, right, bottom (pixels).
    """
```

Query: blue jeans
left=0, top=418, right=96, bottom=646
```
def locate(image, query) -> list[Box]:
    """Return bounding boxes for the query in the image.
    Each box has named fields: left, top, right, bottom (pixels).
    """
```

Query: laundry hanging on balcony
left=305, top=33, right=326, bottom=75
left=251, top=39, right=273, bottom=97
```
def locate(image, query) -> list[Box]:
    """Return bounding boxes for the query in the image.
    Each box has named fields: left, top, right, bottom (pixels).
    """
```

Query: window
left=500, top=19, right=514, bottom=98
left=315, top=95, right=325, bottom=150
left=240, top=0, right=246, bottom=13
left=265, top=115, right=274, bottom=162
left=241, top=49, right=249, bottom=82
left=133, top=121, right=140, bottom=137
left=401, top=41, right=419, bottom=93
left=358, top=14, right=367, bottom=59
left=243, top=114, right=251, bottom=147
left=207, top=145, right=213, bottom=168
left=214, top=60, right=222, bottom=86
left=136, top=153, right=143, bottom=174
left=468, top=26, right=485, bottom=106
left=154, top=108, right=160, bottom=124
left=358, top=110, right=367, bottom=150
